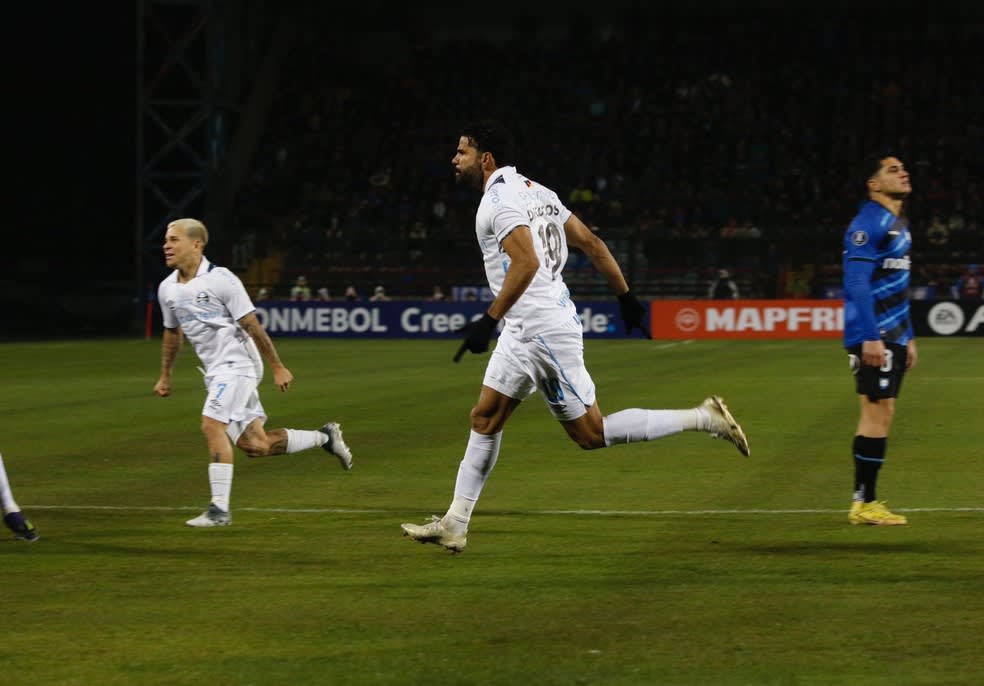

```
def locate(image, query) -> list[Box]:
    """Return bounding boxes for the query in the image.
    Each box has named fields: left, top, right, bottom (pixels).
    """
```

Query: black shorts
left=847, top=341, right=908, bottom=401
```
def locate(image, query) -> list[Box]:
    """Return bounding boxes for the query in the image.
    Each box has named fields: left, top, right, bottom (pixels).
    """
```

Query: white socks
left=0, top=453, right=20, bottom=513
left=209, top=462, right=234, bottom=512
left=207, top=427, right=329, bottom=513
left=602, top=408, right=703, bottom=447
left=286, top=429, right=327, bottom=453
left=445, top=430, right=502, bottom=531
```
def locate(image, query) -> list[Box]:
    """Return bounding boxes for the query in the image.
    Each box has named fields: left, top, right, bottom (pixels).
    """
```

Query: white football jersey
left=157, top=257, right=262, bottom=378
left=475, top=166, right=578, bottom=337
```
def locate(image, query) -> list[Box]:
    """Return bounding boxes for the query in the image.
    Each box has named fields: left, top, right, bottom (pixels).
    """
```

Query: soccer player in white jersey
left=154, top=218, right=352, bottom=528
left=401, top=119, right=750, bottom=553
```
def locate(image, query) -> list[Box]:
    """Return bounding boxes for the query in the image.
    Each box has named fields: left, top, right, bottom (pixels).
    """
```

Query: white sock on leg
left=445, top=430, right=502, bottom=531
left=286, top=429, right=327, bottom=453
left=602, top=409, right=700, bottom=447
left=0, top=453, right=20, bottom=514
left=208, top=462, right=234, bottom=512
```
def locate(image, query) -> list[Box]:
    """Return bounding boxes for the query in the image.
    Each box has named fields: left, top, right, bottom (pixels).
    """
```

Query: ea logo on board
left=927, top=302, right=964, bottom=335
left=675, top=307, right=700, bottom=332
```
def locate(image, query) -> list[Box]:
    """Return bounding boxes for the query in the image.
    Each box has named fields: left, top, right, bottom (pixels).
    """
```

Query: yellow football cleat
left=848, top=500, right=907, bottom=526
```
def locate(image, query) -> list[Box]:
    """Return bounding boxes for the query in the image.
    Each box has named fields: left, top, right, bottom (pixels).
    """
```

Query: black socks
left=853, top=435, right=887, bottom=503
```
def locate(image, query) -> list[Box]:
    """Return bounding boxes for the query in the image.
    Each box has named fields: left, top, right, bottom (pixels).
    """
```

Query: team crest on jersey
left=196, top=291, right=210, bottom=304
left=851, top=230, right=868, bottom=246
left=165, top=299, right=175, bottom=311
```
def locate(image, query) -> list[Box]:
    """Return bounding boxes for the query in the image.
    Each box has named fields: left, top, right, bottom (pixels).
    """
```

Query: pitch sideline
left=23, top=504, right=984, bottom=515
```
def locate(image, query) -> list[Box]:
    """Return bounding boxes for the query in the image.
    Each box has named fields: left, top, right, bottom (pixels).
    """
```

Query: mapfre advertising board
left=649, top=299, right=983, bottom=339
left=650, top=300, right=843, bottom=339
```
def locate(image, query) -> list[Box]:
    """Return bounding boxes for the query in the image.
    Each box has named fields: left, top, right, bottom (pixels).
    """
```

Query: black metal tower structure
left=136, top=0, right=217, bottom=297
left=136, top=0, right=287, bottom=311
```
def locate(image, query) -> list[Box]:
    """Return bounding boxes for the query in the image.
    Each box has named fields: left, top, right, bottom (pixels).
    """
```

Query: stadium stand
left=223, top=13, right=982, bottom=302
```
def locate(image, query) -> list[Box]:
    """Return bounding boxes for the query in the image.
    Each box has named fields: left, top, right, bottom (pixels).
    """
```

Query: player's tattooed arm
left=154, top=326, right=183, bottom=397
left=238, top=312, right=293, bottom=391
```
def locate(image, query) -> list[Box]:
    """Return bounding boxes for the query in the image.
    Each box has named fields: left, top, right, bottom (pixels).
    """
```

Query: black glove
left=453, top=312, right=499, bottom=362
left=617, top=290, right=651, bottom=338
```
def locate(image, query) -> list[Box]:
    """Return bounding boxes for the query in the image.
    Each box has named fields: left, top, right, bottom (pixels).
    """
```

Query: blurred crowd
left=224, top=16, right=982, bottom=301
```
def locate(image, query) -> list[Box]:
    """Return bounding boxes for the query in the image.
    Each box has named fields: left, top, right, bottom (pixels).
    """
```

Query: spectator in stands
left=231, top=228, right=257, bottom=270
left=946, top=207, right=965, bottom=234
left=432, top=196, right=448, bottom=227
left=953, top=263, right=982, bottom=300
left=740, top=218, right=762, bottom=238
left=909, top=267, right=936, bottom=301
left=344, top=285, right=360, bottom=301
left=926, top=212, right=949, bottom=248
left=708, top=268, right=740, bottom=299
left=290, top=275, right=311, bottom=301
left=370, top=285, right=391, bottom=302
left=719, top=216, right=740, bottom=239
left=406, top=220, right=427, bottom=262
left=429, top=285, right=447, bottom=301
left=316, top=287, right=331, bottom=301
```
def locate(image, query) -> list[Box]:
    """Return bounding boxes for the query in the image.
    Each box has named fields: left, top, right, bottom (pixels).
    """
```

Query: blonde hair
left=169, top=217, right=209, bottom=246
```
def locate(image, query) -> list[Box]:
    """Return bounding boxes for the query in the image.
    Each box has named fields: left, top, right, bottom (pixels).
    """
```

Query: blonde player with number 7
left=154, top=218, right=353, bottom=528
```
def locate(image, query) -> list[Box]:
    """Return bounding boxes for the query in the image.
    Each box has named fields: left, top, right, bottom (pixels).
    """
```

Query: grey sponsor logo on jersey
left=882, top=256, right=911, bottom=270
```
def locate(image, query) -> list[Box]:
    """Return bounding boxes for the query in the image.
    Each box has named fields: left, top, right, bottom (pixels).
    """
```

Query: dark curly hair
left=460, top=118, right=516, bottom=167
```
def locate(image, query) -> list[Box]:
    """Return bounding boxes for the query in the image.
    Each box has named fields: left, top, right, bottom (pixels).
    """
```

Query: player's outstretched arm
left=564, top=214, right=627, bottom=293
left=564, top=214, right=650, bottom=338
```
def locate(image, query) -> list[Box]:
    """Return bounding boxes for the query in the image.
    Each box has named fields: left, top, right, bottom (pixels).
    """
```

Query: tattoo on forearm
left=161, top=333, right=180, bottom=370
left=245, top=321, right=283, bottom=366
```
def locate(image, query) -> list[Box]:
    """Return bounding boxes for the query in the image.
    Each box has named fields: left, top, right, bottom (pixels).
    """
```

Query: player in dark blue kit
left=842, top=154, right=917, bottom=526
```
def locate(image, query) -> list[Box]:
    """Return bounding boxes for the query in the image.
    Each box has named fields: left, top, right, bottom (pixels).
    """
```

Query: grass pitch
left=1, top=337, right=981, bottom=685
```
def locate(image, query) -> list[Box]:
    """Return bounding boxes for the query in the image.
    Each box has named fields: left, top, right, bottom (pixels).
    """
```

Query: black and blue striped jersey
left=842, top=200, right=913, bottom=347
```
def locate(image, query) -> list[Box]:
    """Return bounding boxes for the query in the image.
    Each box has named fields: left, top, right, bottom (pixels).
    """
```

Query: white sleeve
left=488, top=183, right=529, bottom=245
left=212, top=268, right=255, bottom=321
left=158, top=281, right=177, bottom=328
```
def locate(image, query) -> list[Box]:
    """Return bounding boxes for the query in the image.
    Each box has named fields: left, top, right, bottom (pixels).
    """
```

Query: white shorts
left=202, top=373, right=267, bottom=443
left=483, top=326, right=596, bottom=422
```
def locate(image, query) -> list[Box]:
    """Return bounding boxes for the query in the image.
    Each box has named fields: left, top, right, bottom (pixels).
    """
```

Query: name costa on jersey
left=526, top=203, right=563, bottom=222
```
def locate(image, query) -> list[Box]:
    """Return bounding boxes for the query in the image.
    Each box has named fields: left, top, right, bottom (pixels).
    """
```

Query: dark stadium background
left=4, top=1, right=979, bottom=338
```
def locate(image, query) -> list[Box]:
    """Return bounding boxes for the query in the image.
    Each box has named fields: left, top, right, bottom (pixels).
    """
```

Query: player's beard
left=456, top=162, right=484, bottom=191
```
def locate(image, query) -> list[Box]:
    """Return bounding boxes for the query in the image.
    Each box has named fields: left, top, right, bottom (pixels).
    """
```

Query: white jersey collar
left=484, top=166, right=516, bottom=193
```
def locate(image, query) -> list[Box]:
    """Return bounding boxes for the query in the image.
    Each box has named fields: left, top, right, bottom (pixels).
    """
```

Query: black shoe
left=3, top=511, right=39, bottom=541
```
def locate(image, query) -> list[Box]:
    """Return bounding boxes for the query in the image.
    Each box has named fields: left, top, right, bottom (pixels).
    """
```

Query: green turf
left=1, top=337, right=981, bottom=685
